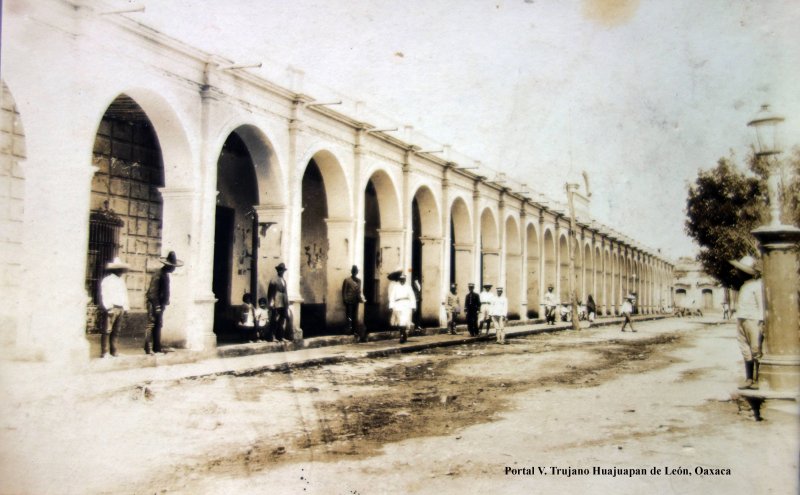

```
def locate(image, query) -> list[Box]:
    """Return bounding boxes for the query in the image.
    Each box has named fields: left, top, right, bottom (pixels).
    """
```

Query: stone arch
left=543, top=228, right=556, bottom=294
left=449, top=196, right=473, bottom=304
left=582, top=241, right=593, bottom=304
left=593, top=245, right=603, bottom=313
left=299, top=148, right=352, bottom=335
left=362, top=168, right=403, bottom=329
left=526, top=222, right=540, bottom=318
left=479, top=207, right=499, bottom=287
left=504, top=214, right=522, bottom=319
left=0, top=81, right=26, bottom=347
left=211, top=124, right=284, bottom=342
left=558, top=233, right=569, bottom=302
left=411, top=184, right=443, bottom=326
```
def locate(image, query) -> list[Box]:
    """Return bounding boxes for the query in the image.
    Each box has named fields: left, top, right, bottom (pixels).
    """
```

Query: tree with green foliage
left=685, top=147, right=799, bottom=288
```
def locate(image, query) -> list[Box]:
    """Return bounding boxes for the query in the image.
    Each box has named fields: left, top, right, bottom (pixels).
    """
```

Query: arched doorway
left=505, top=216, right=521, bottom=319
left=85, top=94, right=164, bottom=344
left=300, top=151, right=351, bottom=336
left=526, top=224, right=540, bottom=318
left=450, top=197, right=473, bottom=314
left=480, top=208, right=499, bottom=287
left=363, top=170, right=402, bottom=330
left=543, top=229, right=556, bottom=297
left=411, top=186, right=442, bottom=327
left=559, top=234, right=569, bottom=303
left=212, top=131, right=259, bottom=342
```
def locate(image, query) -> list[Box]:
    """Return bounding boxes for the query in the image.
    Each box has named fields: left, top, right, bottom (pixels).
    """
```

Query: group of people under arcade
left=99, top=251, right=766, bottom=392
left=98, top=251, right=183, bottom=357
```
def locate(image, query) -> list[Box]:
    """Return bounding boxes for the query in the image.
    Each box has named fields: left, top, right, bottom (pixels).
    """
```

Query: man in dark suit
left=267, top=262, right=289, bottom=342
left=144, top=251, right=182, bottom=354
left=464, top=282, right=481, bottom=337
left=342, top=265, right=366, bottom=342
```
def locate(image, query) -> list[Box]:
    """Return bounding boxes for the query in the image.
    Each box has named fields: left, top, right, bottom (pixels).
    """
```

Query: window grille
left=85, top=203, right=124, bottom=332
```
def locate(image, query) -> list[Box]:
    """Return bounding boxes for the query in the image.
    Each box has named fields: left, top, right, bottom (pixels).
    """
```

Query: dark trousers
left=144, top=302, right=163, bottom=353
left=467, top=312, right=479, bottom=336
left=545, top=306, right=556, bottom=324
left=345, top=303, right=366, bottom=341
left=270, top=307, right=287, bottom=341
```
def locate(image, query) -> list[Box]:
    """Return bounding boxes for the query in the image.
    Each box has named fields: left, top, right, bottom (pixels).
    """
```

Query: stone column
left=420, top=235, right=444, bottom=325
left=377, top=228, right=404, bottom=320
left=482, top=249, right=501, bottom=287
left=519, top=209, right=528, bottom=320
left=325, top=218, right=355, bottom=327
left=158, top=186, right=204, bottom=350
left=454, top=243, right=475, bottom=300
left=752, top=225, right=800, bottom=394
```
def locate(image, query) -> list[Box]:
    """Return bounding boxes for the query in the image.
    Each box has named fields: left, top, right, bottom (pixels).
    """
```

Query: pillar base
left=758, top=355, right=800, bottom=396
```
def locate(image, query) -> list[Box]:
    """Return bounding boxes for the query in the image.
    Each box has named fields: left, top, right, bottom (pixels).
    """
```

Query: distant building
left=672, top=257, right=725, bottom=312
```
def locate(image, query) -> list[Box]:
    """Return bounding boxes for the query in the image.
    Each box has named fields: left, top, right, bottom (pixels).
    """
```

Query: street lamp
left=748, top=104, right=786, bottom=226
left=745, top=104, right=800, bottom=399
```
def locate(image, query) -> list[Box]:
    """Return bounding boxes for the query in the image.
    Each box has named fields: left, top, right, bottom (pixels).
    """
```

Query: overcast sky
left=141, top=0, right=800, bottom=260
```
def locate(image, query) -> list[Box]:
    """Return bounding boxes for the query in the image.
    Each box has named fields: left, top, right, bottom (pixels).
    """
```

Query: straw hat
left=105, top=257, right=130, bottom=271
left=729, top=255, right=760, bottom=276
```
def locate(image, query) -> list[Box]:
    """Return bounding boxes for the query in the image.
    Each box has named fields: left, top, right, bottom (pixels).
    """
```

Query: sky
left=138, top=0, right=800, bottom=260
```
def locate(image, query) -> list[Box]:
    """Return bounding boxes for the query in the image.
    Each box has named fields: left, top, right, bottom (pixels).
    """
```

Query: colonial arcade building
left=0, top=1, right=674, bottom=365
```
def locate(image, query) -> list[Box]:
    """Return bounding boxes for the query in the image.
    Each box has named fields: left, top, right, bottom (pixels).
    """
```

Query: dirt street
left=1, top=318, right=797, bottom=494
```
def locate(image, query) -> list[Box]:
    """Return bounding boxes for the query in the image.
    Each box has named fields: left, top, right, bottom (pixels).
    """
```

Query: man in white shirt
left=100, top=257, right=130, bottom=358
left=620, top=295, right=636, bottom=332
left=389, top=273, right=416, bottom=343
left=491, top=287, right=509, bottom=344
left=479, top=284, right=495, bottom=335
left=543, top=285, right=558, bottom=325
left=729, top=255, right=764, bottom=390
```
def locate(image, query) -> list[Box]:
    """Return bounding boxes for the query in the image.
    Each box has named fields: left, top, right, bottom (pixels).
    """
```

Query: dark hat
left=159, top=251, right=184, bottom=267
left=547, top=285, right=554, bottom=290
left=483, top=284, right=492, bottom=289
left=398, top=273, right=407, bottom=279
left=275, top=262, right=287, bottom=272
left=351, top=265, right=359, bottom=272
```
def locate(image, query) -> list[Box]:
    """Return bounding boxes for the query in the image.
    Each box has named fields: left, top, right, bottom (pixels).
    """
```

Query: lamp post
left=747, top=104, right=800, bottom=396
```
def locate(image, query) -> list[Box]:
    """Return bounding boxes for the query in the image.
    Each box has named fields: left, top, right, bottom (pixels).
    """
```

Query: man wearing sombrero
left=100, top=257, right=130, bottom=358
left=729, top=255, right=764, bottom=390
left=144, top=251, right=183, bottom=354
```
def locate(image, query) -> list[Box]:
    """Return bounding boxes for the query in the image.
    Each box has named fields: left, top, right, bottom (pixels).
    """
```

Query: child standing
left=238, top=293, right=257, bottom=343
left=255, top=297, right=270, bottom=342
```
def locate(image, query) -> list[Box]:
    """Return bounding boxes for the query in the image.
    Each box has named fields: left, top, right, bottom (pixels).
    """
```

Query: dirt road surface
left=1, top=318, right=797, bottom=494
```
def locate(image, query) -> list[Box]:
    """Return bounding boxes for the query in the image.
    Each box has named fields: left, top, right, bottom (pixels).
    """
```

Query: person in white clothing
left=543, top=285, right=558, bottom=325
left=389, top=273, right=416, bottom=343
left=729, top=255, right=764, bottom=390
left=491, top=287, right=509, bottom=344
left=620, top=295, right=636, bottom=332
left=99, top=257, right=131, bottom=358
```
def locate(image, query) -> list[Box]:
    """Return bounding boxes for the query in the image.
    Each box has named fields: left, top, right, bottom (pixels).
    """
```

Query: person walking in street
left=342, top=265, right=367, bottom=342
left=99, top=257, right=130, bottom=358
left=389, top=273, right=415, bottom=343
left=464, top=283, right=481, bottom=337
left=544, top=285, right=558, bottom=325
left=620, top=295, right=637, bottom=332
left=729, top=255, right=764, bottom=390
left=491, top=286, right=508, bottom=344
left=479, top=284, right=494, bottom=335
left=444, top=283, right=460, bottom=335
left=267, top=262, right=289, bottom=342
left=586, top=294, right=597, bottom=322
left=145, top=250, right=182, bottom=354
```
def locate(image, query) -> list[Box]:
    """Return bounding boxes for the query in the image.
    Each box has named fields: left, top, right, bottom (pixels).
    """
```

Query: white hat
left=106, top=257, right=130, bottom=271
left=729, top=255, right=760, bottom=276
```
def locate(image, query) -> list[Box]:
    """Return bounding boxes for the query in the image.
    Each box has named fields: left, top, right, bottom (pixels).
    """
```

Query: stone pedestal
left=752, top=224, right=800, bottom=395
